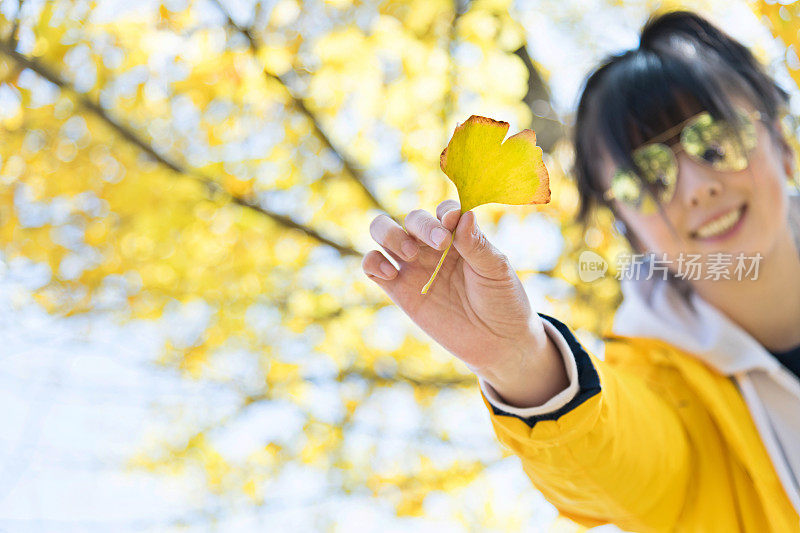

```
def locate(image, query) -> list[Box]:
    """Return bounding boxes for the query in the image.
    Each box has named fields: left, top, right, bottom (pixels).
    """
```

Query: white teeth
left=695, top=207, right=744, bottom=239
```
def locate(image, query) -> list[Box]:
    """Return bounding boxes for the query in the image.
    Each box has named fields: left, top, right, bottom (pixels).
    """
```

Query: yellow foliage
left=267, top=359, right=301, bottom=384
left=754, top=1, right=800, bottom=90
left=242, top=478, right=261, bottom=502
left=0, top=1, right=792, bottom=529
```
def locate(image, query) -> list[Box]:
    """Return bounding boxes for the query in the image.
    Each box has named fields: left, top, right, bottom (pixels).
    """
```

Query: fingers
left=436, top=199, right=461, bottom=232
left=404, top=209, right=452, bottom=250
left=363, top=202, right=462, bottom=286
left=369, top=214, right=419, bottom=262
left=436, top=199, right=460, bottom=220
left=362, top=250, right=398, bottom=281
left=452, top=211, right=511, bottom=280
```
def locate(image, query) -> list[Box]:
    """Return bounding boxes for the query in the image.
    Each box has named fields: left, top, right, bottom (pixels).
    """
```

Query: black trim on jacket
left=486, top=313, right=602, bottom=428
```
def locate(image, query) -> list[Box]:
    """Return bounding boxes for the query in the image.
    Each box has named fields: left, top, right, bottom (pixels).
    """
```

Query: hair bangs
left=590, top=44, right=755, bottom=179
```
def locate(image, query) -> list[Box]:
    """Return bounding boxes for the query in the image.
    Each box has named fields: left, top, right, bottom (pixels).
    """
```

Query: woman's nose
left=678, top=158, right=724, bottom=208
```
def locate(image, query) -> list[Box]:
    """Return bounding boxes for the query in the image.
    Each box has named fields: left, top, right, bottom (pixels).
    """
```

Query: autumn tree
left=0, top=0, right=795, bottom=529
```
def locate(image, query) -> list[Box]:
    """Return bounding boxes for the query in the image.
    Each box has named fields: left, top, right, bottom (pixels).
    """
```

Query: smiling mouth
left=691, top=204, right=747, bottom=240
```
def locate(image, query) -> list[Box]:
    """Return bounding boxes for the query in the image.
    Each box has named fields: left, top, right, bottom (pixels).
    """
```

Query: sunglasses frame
left=603, top=109, right=764, bottom=211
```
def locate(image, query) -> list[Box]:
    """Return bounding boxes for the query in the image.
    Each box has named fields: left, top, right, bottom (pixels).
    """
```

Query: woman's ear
left=783, top=142, right=797, bottom=183
left=774, top=118, right=797, bottom=181
left=780, top=136, right=795, bottom=176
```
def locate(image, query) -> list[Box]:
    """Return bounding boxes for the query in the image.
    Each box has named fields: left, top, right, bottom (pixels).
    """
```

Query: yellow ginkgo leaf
left=421, top=115, right=550, bottom=294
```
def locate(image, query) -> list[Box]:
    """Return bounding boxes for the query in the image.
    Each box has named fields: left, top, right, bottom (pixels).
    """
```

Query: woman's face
left=602, top=106, right=794, bottom=269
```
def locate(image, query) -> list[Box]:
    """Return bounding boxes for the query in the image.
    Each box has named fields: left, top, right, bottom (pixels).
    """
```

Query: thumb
left=452, top=211, right=510, bottom=280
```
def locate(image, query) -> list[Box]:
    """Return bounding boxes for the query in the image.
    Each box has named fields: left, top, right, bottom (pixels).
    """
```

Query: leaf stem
left=421, top=239, right=453, bottom=294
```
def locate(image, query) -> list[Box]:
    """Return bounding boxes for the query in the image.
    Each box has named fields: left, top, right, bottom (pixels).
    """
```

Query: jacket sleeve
left=479, top=313, right=691, bottom=532
left=477, top=315, right=589, bottom=421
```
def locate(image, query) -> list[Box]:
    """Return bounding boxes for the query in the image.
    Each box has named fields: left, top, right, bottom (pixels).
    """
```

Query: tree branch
left=0, top=40, right=362, bottom=258
left=513, top=45, right=565, bottom=153
left=442, top=0, right=469, bottom=126
left=209, top=0, right=397, bottom=221
left=6, top=0, right=25, bottom=48
left=187, top=367, right=475, bottom=446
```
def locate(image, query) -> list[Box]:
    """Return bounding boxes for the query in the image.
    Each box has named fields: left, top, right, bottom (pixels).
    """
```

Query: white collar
left=612, top=275, right=782, bottom=375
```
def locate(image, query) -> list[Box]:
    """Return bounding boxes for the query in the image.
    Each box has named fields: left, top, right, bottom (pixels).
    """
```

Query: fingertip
left=430, top=226, right=450, bottom=250
left=380, top=261, right=398, bottom=279
left=468, top=211, right=481, bottom=235
left=456, top=211, right=482, bottom=246
left=436, top=199, right=460, bottom=219
left=364, top=269, right=383, bottom=283
left=442, top=208, right=461, bottom=231
left=459, top=210, right=475, bottom=233
left=362, top=250, right=397, bottom=281
left=365, top=268, right=395, bottom=282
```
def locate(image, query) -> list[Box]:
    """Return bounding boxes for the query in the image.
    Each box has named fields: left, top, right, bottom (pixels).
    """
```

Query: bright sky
left=0, top=0, right=796, bottom=531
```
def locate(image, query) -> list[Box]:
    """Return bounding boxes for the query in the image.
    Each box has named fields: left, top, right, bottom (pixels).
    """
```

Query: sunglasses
left=603, top=109, right=762, bottom=214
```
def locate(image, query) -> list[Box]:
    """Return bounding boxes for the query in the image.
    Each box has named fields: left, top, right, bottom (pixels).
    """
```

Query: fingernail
left=401, top=240, right=418, bottom=259
left=443, top=209, right=460, bottom=227
left=431, top=227, right=449, bottom=247
left=380, top=262, right=396, bottom=278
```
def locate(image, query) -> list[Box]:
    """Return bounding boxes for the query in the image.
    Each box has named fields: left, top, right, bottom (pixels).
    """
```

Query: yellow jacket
left=480, top=314, right=800, bottom=532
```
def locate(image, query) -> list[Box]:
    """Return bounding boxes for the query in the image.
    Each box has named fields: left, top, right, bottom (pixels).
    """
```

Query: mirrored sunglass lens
left=632, top=143, right=677, bottom=205
left=610, top=170, right=642, bottom=206
left=610, top=170, right=659, bottom=214
left=680, top=111, right=757, bottom=171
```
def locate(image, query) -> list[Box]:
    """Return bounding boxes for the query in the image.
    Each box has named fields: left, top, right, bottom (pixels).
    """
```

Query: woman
left=363, top=10, right=800, bottom=532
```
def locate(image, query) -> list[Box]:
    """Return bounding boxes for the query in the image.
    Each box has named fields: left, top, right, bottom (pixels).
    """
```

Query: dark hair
left=574, top=11, right=789, bottom=223
left=572, top=10, right=792, bottom=229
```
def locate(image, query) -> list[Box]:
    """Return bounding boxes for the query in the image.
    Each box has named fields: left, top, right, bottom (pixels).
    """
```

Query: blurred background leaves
left=0, top=0, right=796, bottom=530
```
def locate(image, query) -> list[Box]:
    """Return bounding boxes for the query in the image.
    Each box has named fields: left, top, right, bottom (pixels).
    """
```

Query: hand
left=363, top=199, right=546, bottom=376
